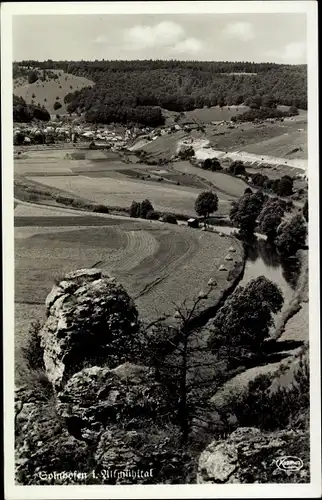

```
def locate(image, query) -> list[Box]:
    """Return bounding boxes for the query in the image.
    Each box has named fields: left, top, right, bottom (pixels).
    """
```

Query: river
left=212, top=225, right=302, bottom=320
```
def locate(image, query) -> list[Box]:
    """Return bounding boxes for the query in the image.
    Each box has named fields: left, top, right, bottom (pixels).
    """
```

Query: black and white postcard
left=2, top=1, right=320, bottom=498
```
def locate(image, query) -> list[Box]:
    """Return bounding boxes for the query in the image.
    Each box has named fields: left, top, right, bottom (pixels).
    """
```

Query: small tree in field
left=208, top=276, right=284, bottom=366
left=140, top=199, right=154, bottom=219
left=129, top=200, right=140, bottom=218
left=195, top=191, right=218, bottom=224
left=275, top=214, right=307, bottom=256
left=53, top=101, right=62, bottom=111
left=27, top=70, right=38, bottom=84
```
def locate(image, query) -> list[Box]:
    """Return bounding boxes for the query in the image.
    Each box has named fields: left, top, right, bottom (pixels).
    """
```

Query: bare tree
left=138, top=279, right=227, bottom=445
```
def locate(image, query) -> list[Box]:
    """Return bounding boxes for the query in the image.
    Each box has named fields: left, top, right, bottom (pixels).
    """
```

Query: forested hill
left=14, top=60, right=307, bottom=126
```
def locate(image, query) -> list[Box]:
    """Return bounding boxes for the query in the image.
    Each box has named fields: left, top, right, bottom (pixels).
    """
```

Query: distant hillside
left=13, top=60, right=307, bottom=125
left=13, top=68, right=94, bottom=115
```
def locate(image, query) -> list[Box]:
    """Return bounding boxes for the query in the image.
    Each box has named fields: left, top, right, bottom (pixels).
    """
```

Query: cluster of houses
left=13, top=122, right=133, bottom=148
left=13, top=119, right=192, bottom=148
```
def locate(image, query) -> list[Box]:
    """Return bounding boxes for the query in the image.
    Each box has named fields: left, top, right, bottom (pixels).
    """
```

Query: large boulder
left=15, top=384, right=92, bottom=485
left=197, top=427, right=309, bottom=484
left=40, top=269, right=140, bottom=389
left=56, top=363, right=175, bottom=443
left=94, top=426, right=186, bottom=484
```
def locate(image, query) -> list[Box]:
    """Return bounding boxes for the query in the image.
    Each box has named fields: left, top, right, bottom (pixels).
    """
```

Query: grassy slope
left=182, top=105, right=250, bottom=124
left=15, top=209, right=243, bottom=366
left=131, top=112, right=307, bottom=163
left=13, top=70, right=94, bottom=115
left=206, top=117, right=307, bottom=158
left=173, top=161, right=247, bottom=199
left=239, top=130, right=307, bottom=160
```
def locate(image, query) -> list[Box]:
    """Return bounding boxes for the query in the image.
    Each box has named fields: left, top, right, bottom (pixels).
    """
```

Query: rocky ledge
left=197, top=427, right=309, bottom=484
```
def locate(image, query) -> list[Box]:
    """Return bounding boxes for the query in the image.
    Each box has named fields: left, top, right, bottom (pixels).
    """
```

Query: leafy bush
left=201, top=158, right=223, bottom=171
left=162, top=213, right=177, bottom=224
left=208, top=276, right=284, bottom=366
left=146, top=210, right=160, bottom=220
left=27, top=70, right=38, bottom=84
left=227, top=161, right=246, bottom=176
left=140, top=199, right=154, bottom=219
left=227, top=353, right=309, bottom=431
left=257, top=198, right=285, bottom=239
left=178, top=147, right=195, bottom=160
left=92, top=204, right=109, bottom=213
left=130, top=201, right=141, bottom=218
left=20, top=320, right=45, bottom=372
left=53, top=101, right=62, bottom=111
left=275, top=214, right=307, bottom=256
left=230, top=191, right=265, bottom=235
left=277, top=175, right=294, bottom=196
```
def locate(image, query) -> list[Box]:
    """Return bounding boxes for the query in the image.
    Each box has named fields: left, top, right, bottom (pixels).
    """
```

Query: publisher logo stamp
left=275, top=456, right=303, bottom=471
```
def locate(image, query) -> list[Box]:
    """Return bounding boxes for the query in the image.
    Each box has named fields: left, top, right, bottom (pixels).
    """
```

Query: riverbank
left=207, top=247, right=309, bottom=414
left=276, top=249, right=308, bottom=343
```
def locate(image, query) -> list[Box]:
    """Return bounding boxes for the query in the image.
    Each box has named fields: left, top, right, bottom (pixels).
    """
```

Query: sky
left=12, top=13, right=307, bottom=64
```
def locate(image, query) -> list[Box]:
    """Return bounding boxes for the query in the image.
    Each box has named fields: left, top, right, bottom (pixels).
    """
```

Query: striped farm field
left=15, top=208, right=244, bottom=355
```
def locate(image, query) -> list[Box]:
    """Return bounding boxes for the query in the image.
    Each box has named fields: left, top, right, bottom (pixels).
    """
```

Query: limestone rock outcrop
left=15, top=384, right=91, bottom=485
left=197, top=427, right=309, bottom=484
left=56, top=362, right=174, bottom=443
left=40, top=269, right=140, bottom=389
left=94, top=426, right=186, bottom=484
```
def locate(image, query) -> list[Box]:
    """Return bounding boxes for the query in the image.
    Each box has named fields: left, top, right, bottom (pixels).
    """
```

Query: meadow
left=183, top=105, right=250, bottom=124
left=15, top=149, right=239, bottom=217
left=13, top=70, right=94, bottom=115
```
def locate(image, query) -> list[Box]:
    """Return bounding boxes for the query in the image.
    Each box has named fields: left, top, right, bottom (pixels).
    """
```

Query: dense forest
left=13, top=60, right=307, bottom=125
left=13, top=95, right=50, bottom=122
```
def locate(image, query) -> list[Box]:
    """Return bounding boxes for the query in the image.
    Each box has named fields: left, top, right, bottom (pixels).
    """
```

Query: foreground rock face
left=197, top=427, right=310, bottom=484
left=56, top=362, right=175, bottom=442
left=15, top=367, right=180, bottom=485
left=40, top=269, right=140, bottom=389
left=15, top=384, right=91, bottom=485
